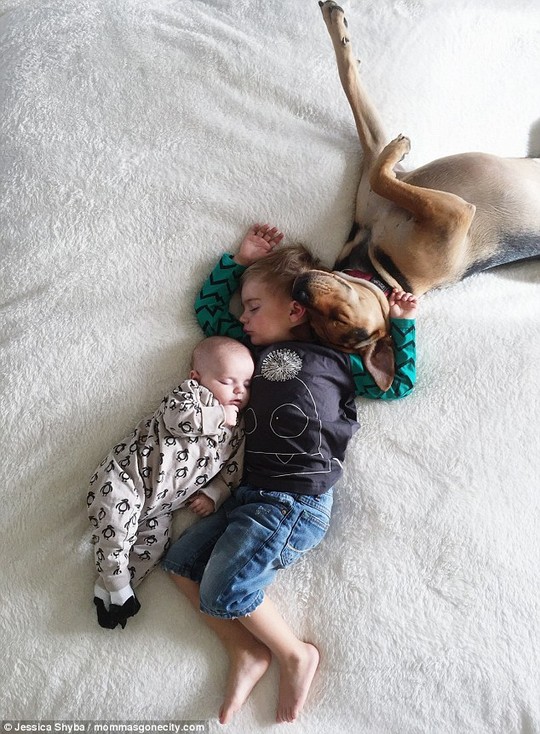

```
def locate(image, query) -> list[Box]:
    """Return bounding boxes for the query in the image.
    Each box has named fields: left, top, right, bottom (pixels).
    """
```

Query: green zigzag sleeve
left=349, top=318, right=416, bottom=400
left=194, top=254, right=248, bottom=341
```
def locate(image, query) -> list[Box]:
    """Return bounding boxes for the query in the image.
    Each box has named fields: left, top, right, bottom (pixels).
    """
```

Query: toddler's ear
left=289, top=300, right=307, bottom=323
left=189, top=369, right=201, bottom=381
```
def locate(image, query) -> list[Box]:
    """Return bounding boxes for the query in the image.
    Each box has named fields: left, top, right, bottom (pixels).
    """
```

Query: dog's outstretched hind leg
left=319, top=1, right=387, bottom=162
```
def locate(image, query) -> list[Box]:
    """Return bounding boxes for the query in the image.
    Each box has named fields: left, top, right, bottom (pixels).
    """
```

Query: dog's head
left=292, top=270, right=395, bottom=390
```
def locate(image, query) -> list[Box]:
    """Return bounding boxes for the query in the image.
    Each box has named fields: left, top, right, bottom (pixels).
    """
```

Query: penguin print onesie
left=87, top=379, right=244, bottom=594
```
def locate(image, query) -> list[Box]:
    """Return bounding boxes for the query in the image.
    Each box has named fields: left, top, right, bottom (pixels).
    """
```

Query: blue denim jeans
left=162, top=484, right=333, bottom=619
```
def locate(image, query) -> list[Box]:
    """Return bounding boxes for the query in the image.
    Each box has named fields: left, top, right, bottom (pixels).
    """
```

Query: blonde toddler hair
left=240, top=244, right=327, bottom=298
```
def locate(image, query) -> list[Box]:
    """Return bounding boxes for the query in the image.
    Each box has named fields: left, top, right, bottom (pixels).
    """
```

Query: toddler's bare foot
left=276, top=642, right=320, bottom=723
left=219, top=641, right=272, bottom=725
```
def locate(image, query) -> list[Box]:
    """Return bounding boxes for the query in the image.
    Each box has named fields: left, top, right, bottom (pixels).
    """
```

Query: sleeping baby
left=87, top=335, right=253, bottom=629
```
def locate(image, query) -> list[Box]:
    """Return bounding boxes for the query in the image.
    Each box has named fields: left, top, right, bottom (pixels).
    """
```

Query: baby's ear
left=189, top=369, right=200, bottom=381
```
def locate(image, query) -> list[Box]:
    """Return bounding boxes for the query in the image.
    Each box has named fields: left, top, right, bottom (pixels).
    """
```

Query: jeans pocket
left=279, top=509, right=330, bottom=568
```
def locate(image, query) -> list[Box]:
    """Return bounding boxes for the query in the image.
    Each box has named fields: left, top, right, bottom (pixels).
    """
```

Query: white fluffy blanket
left=2, top=0, right=540, bottom=731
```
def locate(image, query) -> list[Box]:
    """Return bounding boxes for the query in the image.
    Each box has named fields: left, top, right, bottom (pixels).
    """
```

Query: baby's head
left=190, top=336, right=254, bottom=410
left=239, top=244, right=326, bottom=345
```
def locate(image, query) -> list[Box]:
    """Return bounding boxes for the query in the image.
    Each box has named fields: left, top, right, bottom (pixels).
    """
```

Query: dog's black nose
left=292, top=274, right=311, bottom=304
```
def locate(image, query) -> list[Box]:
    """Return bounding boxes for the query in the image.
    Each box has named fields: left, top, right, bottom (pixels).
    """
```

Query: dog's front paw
left=388, top=134, right=411, bottom=162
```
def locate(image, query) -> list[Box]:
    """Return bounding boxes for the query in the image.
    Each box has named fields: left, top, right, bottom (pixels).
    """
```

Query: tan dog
left=293, top=1, right=540, bottom=388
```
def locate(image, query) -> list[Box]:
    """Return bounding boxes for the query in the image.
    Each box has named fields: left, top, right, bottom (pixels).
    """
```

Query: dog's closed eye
left=330, top=309, right=348, bottom=324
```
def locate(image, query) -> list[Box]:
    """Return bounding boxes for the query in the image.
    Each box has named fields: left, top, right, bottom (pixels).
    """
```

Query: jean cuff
left=199, top=590, right=264, bottom=620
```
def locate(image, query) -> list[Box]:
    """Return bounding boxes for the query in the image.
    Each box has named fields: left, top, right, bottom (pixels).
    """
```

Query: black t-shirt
left=243, top=341, right=359, bottom=495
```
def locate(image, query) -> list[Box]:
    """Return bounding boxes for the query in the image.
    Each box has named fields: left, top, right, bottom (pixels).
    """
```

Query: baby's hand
left=389, top=289, right=418, bottom=319
left=234, top=224, right=284, bottom=266
left=222, top=404, right=239, bottom=427
left=188, top=493, right=215, bottom=517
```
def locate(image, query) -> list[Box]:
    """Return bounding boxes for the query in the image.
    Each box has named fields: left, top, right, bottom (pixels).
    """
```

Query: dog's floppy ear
left=359, top=335, right=395, bottom=391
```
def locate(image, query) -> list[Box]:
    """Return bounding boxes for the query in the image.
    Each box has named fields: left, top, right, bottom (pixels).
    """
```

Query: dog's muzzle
left=293, top=271, right=339, bottom=305
left=292, top=273, right=313, bottom=305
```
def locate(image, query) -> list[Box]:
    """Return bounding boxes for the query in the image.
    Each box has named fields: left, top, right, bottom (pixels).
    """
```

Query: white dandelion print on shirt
left=261, top=349, right=303, bottom=382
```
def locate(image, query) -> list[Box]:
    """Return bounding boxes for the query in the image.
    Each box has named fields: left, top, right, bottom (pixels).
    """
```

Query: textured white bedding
left=1, top=1, right=540, bottom=731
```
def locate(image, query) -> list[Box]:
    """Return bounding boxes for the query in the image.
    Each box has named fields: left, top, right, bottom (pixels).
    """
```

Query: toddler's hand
left=389, top=289, right=418, bottom=319
left=188, top=493, right=215, bottom=517
left=234, top=224, right=284, bottom=266
left=222, top=404, right=239, bottom=426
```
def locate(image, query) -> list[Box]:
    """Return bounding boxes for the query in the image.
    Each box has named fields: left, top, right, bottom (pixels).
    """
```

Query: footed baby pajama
left=87, top=379, right=244, bottom=625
